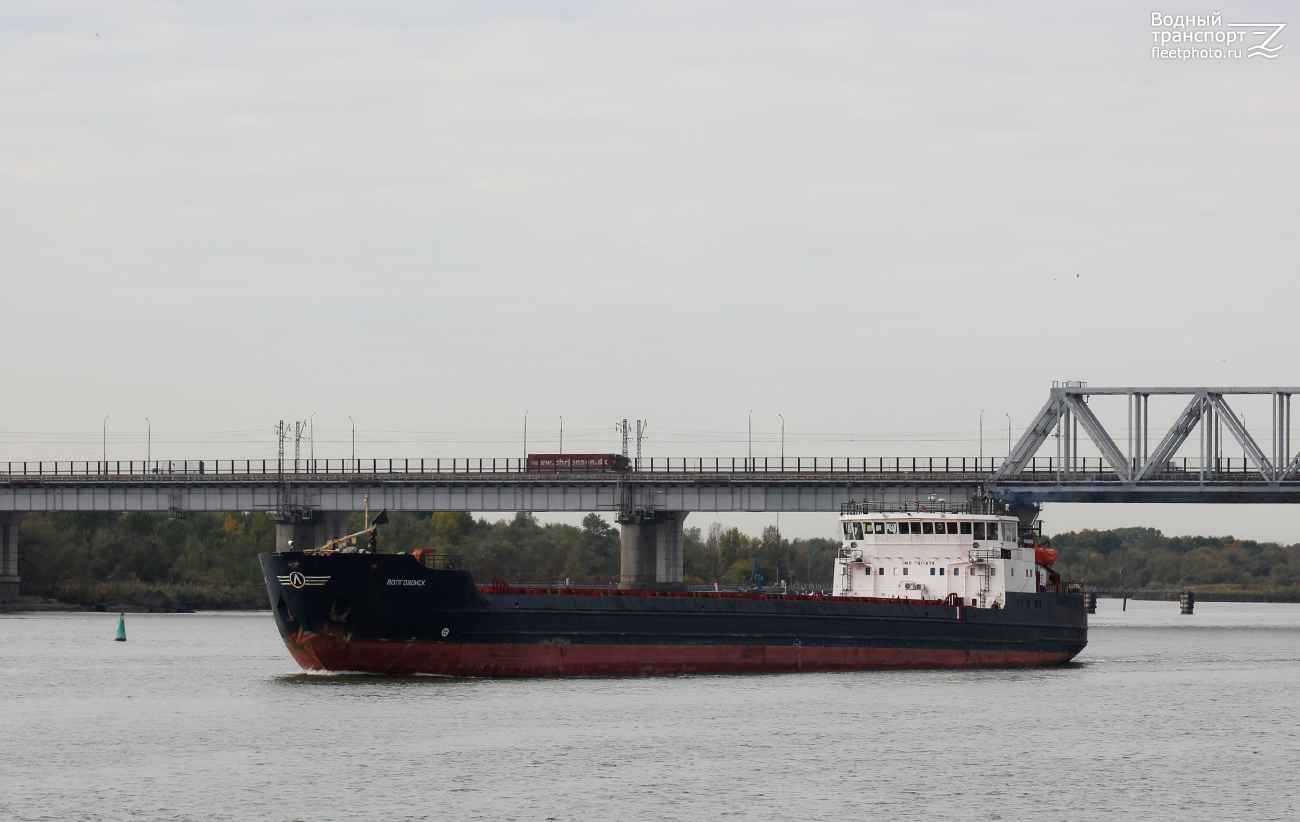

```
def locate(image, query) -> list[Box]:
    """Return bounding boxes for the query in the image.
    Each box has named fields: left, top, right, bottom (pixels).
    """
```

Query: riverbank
left=7, top=581, right=266, bottom=612
left=1113, top=584, right=1300, bottom=603
left=0, top=595, right=88, bottom=612
left=1, top=591, right=197, bottom=613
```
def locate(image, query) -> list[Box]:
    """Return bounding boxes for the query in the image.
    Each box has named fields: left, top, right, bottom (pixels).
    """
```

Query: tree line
left=17, top=511, right=840, bottom=608
left=21, top=511, right=1297, bottom=609
left=1052, top=527, right=1300, bottom=592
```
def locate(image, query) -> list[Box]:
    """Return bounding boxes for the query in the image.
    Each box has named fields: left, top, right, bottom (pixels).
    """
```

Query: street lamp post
left=145, top=418, right=150, bottom=465
left=1006, top=414, right=1011, bottom=457
left=348, top=416, right=355, bottom=473
left=979, top=410, right=984, bottom=466
left=309, top=412, right=317, bottom=468
left=102, top=415, right=109, bottom=467
left=748, top=410, right=753, bottom=471
left=778, top=413, right=785, bottom=467
left=559, top=416, right=563, bottom=455
left=524, top=411, right=529, bottom=460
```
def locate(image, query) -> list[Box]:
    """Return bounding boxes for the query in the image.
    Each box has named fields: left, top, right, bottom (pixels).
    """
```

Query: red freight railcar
left=526, top=454, right=629, bottom=472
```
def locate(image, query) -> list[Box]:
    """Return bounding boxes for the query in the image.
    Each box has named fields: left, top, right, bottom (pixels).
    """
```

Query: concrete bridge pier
left=1006, top=502, right=1043, bottom=536
left=274, top=512, right=355, bottom=553
left=274, top=512, right=320, bottom=553
left=0, top=512, right=23, bottom=602
left=313, top=511, right=352, bottom=549
left=619, top=511, right=687, bottom=590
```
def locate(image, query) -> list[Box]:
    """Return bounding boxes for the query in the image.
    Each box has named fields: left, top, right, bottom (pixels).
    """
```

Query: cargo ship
left=259, top=498, right=1087, bottom=676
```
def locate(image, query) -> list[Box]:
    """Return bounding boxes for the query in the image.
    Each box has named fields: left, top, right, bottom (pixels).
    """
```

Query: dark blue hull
left=260, top=552, right=1088, bottom=676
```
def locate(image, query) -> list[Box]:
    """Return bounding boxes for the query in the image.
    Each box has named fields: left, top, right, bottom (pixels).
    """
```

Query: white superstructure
left=834, top=504, right=1044, bottom=608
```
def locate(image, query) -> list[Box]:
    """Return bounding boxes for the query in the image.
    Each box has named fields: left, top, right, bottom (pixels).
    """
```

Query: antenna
left=293, top=420, right=305, bottom=473
left=275, top=420, right=288, bottom=516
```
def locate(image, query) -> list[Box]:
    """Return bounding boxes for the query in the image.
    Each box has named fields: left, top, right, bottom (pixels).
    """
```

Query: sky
left=2, top=1, right=1298, bottom=541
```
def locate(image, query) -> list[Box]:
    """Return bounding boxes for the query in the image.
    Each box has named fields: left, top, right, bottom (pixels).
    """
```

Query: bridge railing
left=0, top=456, right=1282, bottom=479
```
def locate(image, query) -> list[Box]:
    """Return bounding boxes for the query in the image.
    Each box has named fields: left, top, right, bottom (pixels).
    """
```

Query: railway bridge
left=2, top=385, right=1297, bottom=596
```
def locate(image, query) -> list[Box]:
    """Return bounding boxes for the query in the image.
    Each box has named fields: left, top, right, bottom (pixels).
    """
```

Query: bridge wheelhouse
left=834, top=501, right=1053, bottom=608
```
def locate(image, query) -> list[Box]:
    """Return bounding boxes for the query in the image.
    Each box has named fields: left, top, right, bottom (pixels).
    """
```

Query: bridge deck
left=3, top=459, right=1300, bottom=511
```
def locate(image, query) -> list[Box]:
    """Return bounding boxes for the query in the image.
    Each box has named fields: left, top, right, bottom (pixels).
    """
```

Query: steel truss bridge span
left=988, top=384, right=1300, bottom=503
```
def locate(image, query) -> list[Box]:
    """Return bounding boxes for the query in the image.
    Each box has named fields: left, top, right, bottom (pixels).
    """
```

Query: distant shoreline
left=1090, top=585, right=1300, bottom=603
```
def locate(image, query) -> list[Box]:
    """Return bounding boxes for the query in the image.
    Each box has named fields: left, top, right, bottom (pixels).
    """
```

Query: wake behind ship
left=260, top=498, right=1087, bottom=677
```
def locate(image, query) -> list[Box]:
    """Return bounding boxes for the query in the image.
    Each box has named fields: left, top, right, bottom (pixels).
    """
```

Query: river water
left=2, top=600, right=1298, bottom=822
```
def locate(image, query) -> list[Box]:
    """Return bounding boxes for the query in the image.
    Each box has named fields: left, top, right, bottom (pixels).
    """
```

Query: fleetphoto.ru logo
left=1152, top=12, right=1285, bottom=60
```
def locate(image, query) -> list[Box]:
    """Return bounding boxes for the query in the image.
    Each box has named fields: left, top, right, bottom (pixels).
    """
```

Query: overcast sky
left=3, top=1, right=1298, bottom=540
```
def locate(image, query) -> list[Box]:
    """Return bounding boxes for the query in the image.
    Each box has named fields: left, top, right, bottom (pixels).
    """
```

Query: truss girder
left=1061, top=395, right=1132, bottom=482
left=997, top=387, right=1300, bottom=487
left=1284, top=454, right=1300, bottom=482
left=1130, top=394, right=1207, bottom=482
left=1279, top=442, right=1300, bottom=481
left=992, top=398, right=1064, bottom=481
left=1208, top=394, right=1276, bottom=481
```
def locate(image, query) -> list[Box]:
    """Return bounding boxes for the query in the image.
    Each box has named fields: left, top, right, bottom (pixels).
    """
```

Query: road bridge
left=2, top=385, right=1297, bottom=596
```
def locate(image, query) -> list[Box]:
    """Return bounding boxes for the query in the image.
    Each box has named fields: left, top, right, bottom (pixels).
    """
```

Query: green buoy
left=115, top=613, right=127, bottom=641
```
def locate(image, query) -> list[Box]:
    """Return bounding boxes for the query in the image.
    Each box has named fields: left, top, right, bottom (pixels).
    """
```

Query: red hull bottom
left=285, top=636, right=1078, bottom=677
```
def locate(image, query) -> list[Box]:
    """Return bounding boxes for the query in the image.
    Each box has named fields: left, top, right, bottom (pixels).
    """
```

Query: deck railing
left=0, top=456, right=1280, bottom=479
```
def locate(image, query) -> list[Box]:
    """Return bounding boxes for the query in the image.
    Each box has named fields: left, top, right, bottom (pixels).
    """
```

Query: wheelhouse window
left=853, top=522, right=864, bottom=539
left=885, top=522, right=898, bottom=535
left=946, top=522, right=958, bottom=534
left=873, top=523, right=885, bottom=534
left=972, top=522, right=985, bottom=540
left=843, top=523, right=853, bottom=539
left=922, top=522, right=933, bottom=534
left=911, top=522, right=922, bottom=535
